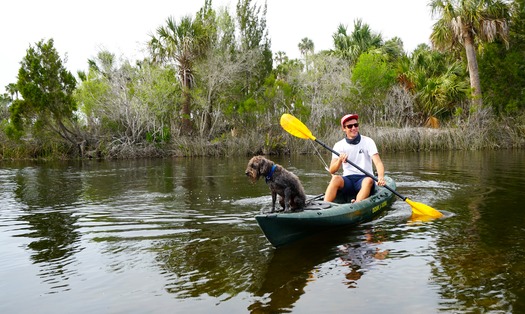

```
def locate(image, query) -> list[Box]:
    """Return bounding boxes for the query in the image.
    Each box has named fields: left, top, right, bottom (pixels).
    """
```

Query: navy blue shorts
left=341, top=174, right=375, bottom=198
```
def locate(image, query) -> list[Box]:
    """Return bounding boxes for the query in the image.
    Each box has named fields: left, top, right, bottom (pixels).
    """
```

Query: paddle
left=280, top=113, right=443, bottom=219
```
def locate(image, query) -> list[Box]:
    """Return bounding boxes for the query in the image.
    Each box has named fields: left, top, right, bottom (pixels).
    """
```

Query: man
left=324, top=113, right=386, bottom=202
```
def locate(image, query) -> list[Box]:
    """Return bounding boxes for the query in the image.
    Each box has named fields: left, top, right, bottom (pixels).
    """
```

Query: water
left=0, top=150, right=524, bottom=313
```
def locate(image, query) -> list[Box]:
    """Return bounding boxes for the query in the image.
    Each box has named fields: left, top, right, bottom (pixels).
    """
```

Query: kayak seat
left=333, top=185, right=381, bottom=204
left=303, top=200, right=332, bottom=210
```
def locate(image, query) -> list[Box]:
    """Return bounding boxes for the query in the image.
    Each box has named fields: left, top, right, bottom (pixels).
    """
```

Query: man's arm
left=372, top=153, right=386, bottom=186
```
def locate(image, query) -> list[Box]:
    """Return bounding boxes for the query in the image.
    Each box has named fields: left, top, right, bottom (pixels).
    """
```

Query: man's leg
left=324, top=175, right=344, bottom=202
left=355, top=177, right=374, bottom=202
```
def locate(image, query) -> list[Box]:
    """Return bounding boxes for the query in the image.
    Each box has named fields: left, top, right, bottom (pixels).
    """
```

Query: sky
left=0, top=0, right=436, bottom=94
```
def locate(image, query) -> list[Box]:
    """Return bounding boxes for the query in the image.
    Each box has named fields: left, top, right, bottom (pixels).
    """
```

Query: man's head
left=341, top=113, right=359, bottom=137
left=340, top=113, right=358, bottom=128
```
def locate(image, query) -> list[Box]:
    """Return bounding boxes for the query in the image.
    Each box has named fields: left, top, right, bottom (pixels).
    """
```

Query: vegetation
left=1, top=0, right=525, bottom=160
left=430, top=0, right=510, bottom=109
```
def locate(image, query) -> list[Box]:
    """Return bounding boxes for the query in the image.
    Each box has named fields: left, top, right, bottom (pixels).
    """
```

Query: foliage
left=478, top=0, right=525, bottom=114
left=147, top=0, right=272, bottom=137
left=381, top=37, right=405, bottom=62
left=430, top=0, right=511, bottom=109
left=3, top=1, right=525, bottom=159
left=0, top=93, right=10, bottom=120
left=331, top=19, right=383, bottom=65
left=298, top=37, right=314, bottom=71
left=399, top=45, right=470, bottom=124
left=298, top=37, right=314, bottom=58
left=192, top=5, right=243, bottom=137
left=260, top=72, right=308, bottom=121
left=478, top=42, right=525, bottom=114
left=149, top=12, right=208, bottom=135
left=6, top=39, right=81, bottom=150
left=351, top=52, right=396, bottom=123
left=233, top=0, right=273, bottom=103
left=75, top=51, right=180, bottom=149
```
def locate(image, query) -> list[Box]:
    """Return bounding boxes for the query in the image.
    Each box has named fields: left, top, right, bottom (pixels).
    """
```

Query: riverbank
left=1, top=123, right=524, bottom=160
left=102, top=124, right=525, bottom=158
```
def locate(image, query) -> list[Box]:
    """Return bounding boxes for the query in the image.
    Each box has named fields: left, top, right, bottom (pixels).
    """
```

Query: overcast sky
left=1, top=0, right=436, bottom=94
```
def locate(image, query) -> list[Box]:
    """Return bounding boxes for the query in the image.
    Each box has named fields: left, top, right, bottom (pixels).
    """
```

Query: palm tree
left=298, top=37, right=314, bottom=71
left=429, top=0, right=510, bottom=109
left=5, top=83, right=18, bottom=100
left=149, top=15, right=205, bottom=135
left=397, top=44, right=470, bottom=124
left=273, top=51, right=288, bottom=66
left=382, top=37, right=405, bottom=62
left=332, top=19, right=383, bottom=65
left=298, top=37, right=314, bottom=57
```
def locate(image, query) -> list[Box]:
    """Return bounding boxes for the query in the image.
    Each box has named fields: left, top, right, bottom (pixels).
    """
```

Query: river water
left=0, top=150, right=524, bottom=313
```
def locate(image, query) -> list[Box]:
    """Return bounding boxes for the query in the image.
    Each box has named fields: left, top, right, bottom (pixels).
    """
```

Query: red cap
left=341, top=114, right=358, bottom=127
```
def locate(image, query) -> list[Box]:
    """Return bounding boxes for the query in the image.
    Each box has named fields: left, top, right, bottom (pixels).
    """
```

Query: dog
left=245, top=155, right=306, bottom=212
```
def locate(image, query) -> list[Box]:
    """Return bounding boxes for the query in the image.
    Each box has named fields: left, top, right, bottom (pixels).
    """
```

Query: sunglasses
left=344, top=123, right=359, bottom=129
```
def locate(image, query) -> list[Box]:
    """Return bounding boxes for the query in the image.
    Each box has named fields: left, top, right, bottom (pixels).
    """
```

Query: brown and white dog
left=245, top=155, right=306, bottom=212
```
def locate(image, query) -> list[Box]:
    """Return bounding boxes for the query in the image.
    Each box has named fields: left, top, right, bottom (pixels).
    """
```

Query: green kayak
left=255, top=176, right=397, bottom=247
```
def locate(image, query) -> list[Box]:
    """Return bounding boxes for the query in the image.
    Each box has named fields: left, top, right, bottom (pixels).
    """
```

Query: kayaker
left=323, top=113, right=386, bottom=203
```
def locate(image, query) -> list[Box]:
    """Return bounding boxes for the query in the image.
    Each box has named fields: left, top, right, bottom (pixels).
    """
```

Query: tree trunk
left=463, top=34, right=483, bottom=108
left=204, top=87, right=214, bottom=134
left=181, top=87, right=193, bottom=135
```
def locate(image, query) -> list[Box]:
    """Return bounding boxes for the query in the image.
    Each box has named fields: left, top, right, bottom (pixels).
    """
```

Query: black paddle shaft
left=314, top=139, right=407, bottom=201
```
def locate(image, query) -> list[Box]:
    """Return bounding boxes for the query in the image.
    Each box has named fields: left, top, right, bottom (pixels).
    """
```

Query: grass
left=1, top=119, right=524, bottom=160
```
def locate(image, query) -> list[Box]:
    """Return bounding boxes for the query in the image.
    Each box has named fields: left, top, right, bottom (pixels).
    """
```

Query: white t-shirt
left=331, top=134, right=379, bottom=176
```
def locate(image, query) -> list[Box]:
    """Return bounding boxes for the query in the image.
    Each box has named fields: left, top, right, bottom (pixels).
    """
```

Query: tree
left=298, top=37, right=314, bottom=70
left=382, top=37, right=405, bottom=61
left=351, top=52, right=396, bottom=123
left=193, top=3, right=238, bottom=135
left=6, top=39, right=82, bottom=152
left=296, top=53, right=354, bottom=131
left=430, top=0, right=510, bottom=109
left=5, top=83, right=19, bottom=100
left=298, top=37, right=314, bottom=57
left=395, top=44, right=470, bottom=125
left=478, top=0, right=525, bottom=114
left=273, top=51, right=289, bottom=67
left=0, top=93, right=10, bottom=122
left=332, top=19, right=383, bottom=65
left=221, top=0, right=272, bottom=128
left=75, top=51, right=180, bottom=155
left=149, top=14, right=208, bottom=135
left=235, top=0, right=273, bottom=96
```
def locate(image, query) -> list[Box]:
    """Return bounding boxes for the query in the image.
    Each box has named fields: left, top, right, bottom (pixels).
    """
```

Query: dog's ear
left=247, top=156, right=261, bottom=174
left=250, top=158, right=259, bottom=170
left=259, top=158, right=272, bottom=175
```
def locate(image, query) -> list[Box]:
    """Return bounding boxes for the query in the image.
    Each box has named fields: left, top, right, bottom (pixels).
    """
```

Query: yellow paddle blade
left=280, top=114, right=316, bottom=141
left=405, top=198, right=443, bottom=219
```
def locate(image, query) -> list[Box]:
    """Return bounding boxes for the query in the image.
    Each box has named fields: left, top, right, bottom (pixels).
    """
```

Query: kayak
left=255, top=176, right=397, bottom=247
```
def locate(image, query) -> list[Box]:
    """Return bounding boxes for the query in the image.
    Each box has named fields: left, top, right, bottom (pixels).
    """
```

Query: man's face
left=342, top=119, right=359, bottom=137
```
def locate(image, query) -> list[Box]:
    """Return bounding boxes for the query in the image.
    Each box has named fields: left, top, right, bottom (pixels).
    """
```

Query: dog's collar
left=265, top=164, right=277, bottom=183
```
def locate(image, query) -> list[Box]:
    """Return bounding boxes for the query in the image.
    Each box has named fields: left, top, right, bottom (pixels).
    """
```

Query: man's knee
left=330, top=175, right=343, bottom=186
left=362, top=177, right=374, bottom=187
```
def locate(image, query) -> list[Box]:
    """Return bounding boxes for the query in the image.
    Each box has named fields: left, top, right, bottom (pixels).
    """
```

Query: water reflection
left=156, top=222, right=268, bottom=299
left=391, top=150, right=525, bottom=312
left=337, top=228, right=389, bottom=288
left=12, top=164, right=83, bottom=293
left=249, top=238, right=334, bottom=312
left=247, top=224, right=393, bottom=313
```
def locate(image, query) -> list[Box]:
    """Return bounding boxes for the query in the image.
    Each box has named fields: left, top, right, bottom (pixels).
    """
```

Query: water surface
left=1, top=150, right=524, bottom=313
